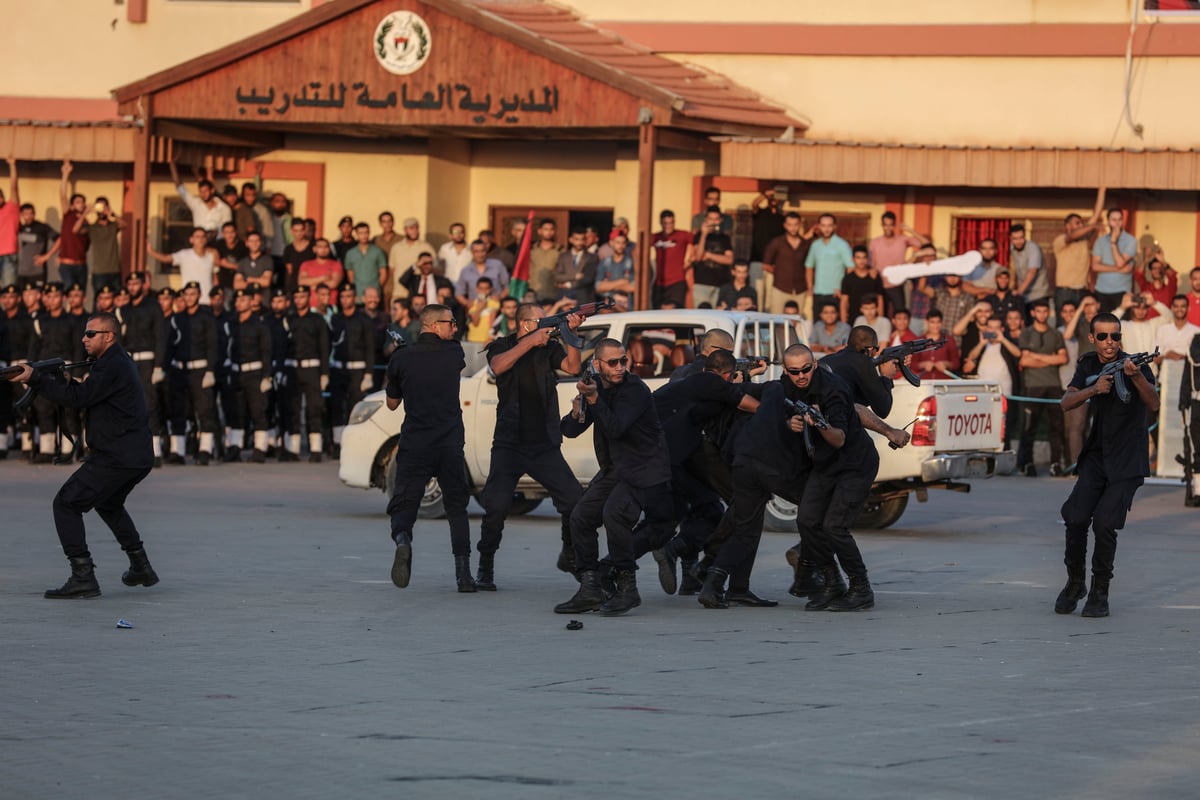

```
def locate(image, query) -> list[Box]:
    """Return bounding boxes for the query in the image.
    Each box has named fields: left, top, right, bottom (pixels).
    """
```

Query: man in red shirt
left=651, top=210, right=692, bottom=308
left=0, top=156, right=20, bottom=288
left=55, top=159, right=89, bottom=289
left=1187, top=267, right=1200, bottom=327
left=298, top=238, right=345, bottom=304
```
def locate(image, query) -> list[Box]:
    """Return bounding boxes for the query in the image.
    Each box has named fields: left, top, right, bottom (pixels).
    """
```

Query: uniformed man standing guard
left=6, top=311, right=158, bottom=598
left=167, top=281, right=218, bottom=465
left=28, top=282, right=84, bottom=463
left=385, top=304, right=474, bottom=592
left=222, top=287, right=273, bottom=462
left=1056, top=312, right=1158, bottom=618
left=116, top=271, right=167, bottom=466
left=476, top=303, right=584, bottom=590
left=283, top=286, right=330, bottom=463
left=0, top=287, right=12, bottom=458
left=265, top=288, right=292, bottom=458
left=328, top=281, right=374, bottom=459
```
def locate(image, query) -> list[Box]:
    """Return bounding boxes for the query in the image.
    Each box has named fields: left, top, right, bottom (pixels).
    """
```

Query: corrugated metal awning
left=720, top=139, right=1200, bottom=191
left=0, top=121, right=139, bottom=163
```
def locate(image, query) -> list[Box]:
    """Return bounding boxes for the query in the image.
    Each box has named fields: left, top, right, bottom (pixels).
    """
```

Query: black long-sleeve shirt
left=117, top=296, right=166, bottom=367
left=820, top=348, right=894, bottom=418
left=226, top=315, right=272, bottom=367
left=289, top=310, right=330, bottom=374
left=30, top=310, right=84, bottom=363
left=29, top=342, right=152, bottom=469
left=561, top=373, right=671, bottom=487
left=385, top=332, right=465, bottom=449
left=1069, top=352, right=1156, bottom=482
left=169, top=307, right=218, bottom=368
left=331, top=308, right=374, bottom=365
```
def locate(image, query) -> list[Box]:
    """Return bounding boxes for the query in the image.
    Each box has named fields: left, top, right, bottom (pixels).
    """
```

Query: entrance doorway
left=490, top=206, right=614, bottom=249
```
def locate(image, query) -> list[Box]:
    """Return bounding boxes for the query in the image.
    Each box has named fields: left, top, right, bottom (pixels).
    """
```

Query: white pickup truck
left=338, top=310, right=1015, bottom=530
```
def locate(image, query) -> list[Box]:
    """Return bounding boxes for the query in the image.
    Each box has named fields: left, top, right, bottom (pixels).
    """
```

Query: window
left=951, top=215, right=1064, bottom=281
left=624, top=324, right=704, bottom=378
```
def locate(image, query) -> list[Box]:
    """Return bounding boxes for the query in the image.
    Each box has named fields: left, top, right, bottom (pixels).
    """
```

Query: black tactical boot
left=1054, top=567, right=1087, bottom=614
left=556, top=545, right=578, bottom=579
left=804, top=567, right=847, bottom=611
left=1080, top=577, right=1110, bottom=618
left=598, top=570, right=641, bottom=616
left=698, top=566, right=730, bottom=609
left=651, top=542, right=678, bottom=595
left=222, top=446, right=241, bottom=463
left=554, top=570, right=606, bottom=614
left=678, top=557, right=702, bottom=595
left=454, top=555, right=477, bottom=593
left=121, top=546, right=159, bottom=587
left=45, top=556, right=101, bottom=599
left=599, top=563, right=617, bottom=598
left=827, top=576, right=874, bottom=611
left=390, top=532, right=412, bottom=588
left=788, top=560, right=824, bottom=598
left=475, top=551, right=496, bottom=591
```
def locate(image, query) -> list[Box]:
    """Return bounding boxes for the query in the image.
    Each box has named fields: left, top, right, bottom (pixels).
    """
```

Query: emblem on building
left=374, top=11, right=431, bottom=76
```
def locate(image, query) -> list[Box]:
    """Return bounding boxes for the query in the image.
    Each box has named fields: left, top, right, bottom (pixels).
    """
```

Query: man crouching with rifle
left=5, top=311, right=158, bottom=598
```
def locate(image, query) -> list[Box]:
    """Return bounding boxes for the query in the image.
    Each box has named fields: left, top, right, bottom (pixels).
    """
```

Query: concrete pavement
left=1, top=460, right=1198, bottom=799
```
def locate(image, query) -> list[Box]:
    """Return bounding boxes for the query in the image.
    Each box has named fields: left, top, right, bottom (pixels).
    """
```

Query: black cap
left=67, top=282, right=84, bottom=293
left=338, top=215, right=354, bottom=226
left=158, top=287, right=177, bottom=298
left=270, top=287, right=288, bottom=299
left=126, top=271, right=147, bottom=282
left=337, top=281, right=356, bottom=293
left=116, top=287, right=130, bottom=298
left=0, top=284, right=17, bottom=296
left=233, top=288, right=253, bottom=299
left=209, top=286, right=224, bottom=298
left=96, top=284, right=115, bottom=295
left=183, top=281, right=201, bottom=292
left=21, top=280, right=43, bottom=292
left=43, top=281, right=65, bottom=294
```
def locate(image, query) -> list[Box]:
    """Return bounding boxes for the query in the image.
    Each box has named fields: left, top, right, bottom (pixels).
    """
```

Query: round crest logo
left=374, top=11, right=431, bottom=76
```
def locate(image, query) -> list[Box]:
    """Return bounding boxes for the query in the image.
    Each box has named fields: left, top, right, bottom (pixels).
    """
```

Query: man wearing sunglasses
left=1057, top=313, right=1158, bottom=618
left=476, top=303, right=584, bottom=590
left=554, top=339, right=674, bottom=616
left=385, top=304, right=474, bottom=593
left=6, top=311, right=158, bottom=598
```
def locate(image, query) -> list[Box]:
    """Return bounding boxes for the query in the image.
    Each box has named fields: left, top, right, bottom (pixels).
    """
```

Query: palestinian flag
left=507, top=209, right=536, bottom=302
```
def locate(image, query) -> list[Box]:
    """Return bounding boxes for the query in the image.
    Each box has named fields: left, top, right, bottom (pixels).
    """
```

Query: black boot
left=45, top=556, right=101, bottom=599
left=1054, top=567, right=1087, bottom=614
left=698, top=566, right=729, bottom=609
left=475, top=551, right=496, bottom=591
left=121, top=546, right=159, bottom=587
left=554, top=570, right=606, bottom=614
left=556, top=545, right=579, bottom=580
left=455, top=555, right=477, bottom=593
left=727, top=588, right=779, bottom=607
left=651, top=541, right=678, bottom=595
left=222, top=446, right=241, bottom=463
left=598, top=570, right=641, bottom=616
left=827, top=576, right=874, bottom=611
left=788, top=560, right=824, bottom=598
left=390, top=532, right=412, bottom=589
left=678, top=557, right=702, bottom=595
left=804, top=567, right=847, bottom=611
left=1080, top=577, right=1110, bottom=618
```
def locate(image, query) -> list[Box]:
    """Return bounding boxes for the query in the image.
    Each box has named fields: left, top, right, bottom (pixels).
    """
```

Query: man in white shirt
left=388, top=217, right=434, bottom=299
left=1119, top=292, right=1170, bottom=357
left=146, top=227, right=218, bottom=305
left=1156, top=294, right=1200, bottom=363
left=169, top=162, right=231, bottom=241
left=437, top=222, right=473, bottom=284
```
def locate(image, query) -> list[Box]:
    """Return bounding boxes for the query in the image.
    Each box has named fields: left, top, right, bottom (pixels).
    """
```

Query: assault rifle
left=1, top=357, right=94, bottom=410
left=571, top=364, right=600, bottom=422
left=782, top=396, right=830, bottom=458
left=873, top=338, right=946, bottom=387
left=734, top=357, right=770, bottom=380
left=385, top=323, right=408, bottom=350
left=535, top=298, right=614, bottom=348
left=1083, top=348, right=1159, bottom=403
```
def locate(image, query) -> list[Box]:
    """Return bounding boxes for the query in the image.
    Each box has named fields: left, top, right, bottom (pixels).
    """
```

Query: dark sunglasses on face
left=1094, top=332, right=1122, bottom=342
left=785, top=363, right=815, bottom=376
left=436, top=318, right=457, bottom=327
left=602, top=356, right=629, bottom=367
left=83, top=329, right=113, bottom=338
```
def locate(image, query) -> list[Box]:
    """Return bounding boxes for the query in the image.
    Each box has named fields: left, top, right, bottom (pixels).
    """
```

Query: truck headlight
left=348, top=399, right=383, bottom=426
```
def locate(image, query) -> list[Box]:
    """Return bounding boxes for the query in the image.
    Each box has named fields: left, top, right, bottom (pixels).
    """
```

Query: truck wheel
left=853, top=495, right=908, bottom=530
left=764, top=495, right=798, bottom=532
left=384, top=451, right=448, bottom=519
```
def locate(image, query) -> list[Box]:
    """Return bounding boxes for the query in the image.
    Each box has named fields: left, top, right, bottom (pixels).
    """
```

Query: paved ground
left=1, top=459, right=1198, bottom=800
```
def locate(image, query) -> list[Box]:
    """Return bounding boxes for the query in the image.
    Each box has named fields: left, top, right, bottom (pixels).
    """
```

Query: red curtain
left=954, top=218, right=1011, bottom=266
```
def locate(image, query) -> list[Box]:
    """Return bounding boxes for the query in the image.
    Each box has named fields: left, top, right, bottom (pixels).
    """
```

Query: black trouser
left=133, top=360, right=164, bottom=436
left=714, top=458, right=804, bottom=590
left=796, top=448, right=878, bottom=582
left=328, top=367, right=365, bottom=429
left=216, top=368, right=237, bottom=433
left=883, top=286, right=907, bottom=318
left=286, top=366, right=324, bottom=435
left=478, top=442, right=582, bottom=554
left=1060, top=449, right=1143, bottom=582
left=386, top=443, right=471, bottom=556
left=570, top=470, right=673, bottom=573
left=230, top=369, right=269, bottom=434
left=31, top=393, right=80, bottom=453
left=268, top=369, right=286, bottom=435
left=1188, top=399, right=1200, bottom=471
left=0, top=378, right=11, bottom=435
left=1018, top=385, right=1065, bottom=468
left=1005, top=397, right=1020, bottom=451
left=169, top=369, right=217, bottom=436
left=656, top=460, right=725, bottom=560
left=52, top=461, right=151, bottom=559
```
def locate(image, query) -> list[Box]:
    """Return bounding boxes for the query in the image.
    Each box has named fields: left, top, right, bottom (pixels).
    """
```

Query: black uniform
left=168, top=306, right=219, bottom=444
left=560, top=373, right=673, bottom=573
left=211, top=305, right=237, bottom=441
left=1060, top=352, right=1155, bottom=584
left=0, top=310, right=11, bottom=452
left=384, top=332, right=470, bottom=555
left=1183, top=335, right=1200, bottom=505
left=478, top=334, right=582, bottom=557
left=29, top=310, right=84, bottom=456
left=329, top=307, right=374, bottom=438
left=117, top=295, right=167, bottom=442
left=224, top=312, right=273, bottom=444
left=285, top=309, right=330, bottom=445
left=266, top=310, right=291, bottom=441
left=7, top=309, right=36, bottom=447
left=28, top=341, right=153, bottom=559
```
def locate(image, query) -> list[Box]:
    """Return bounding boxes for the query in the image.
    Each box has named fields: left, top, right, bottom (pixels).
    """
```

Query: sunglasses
left=83, top=329, right=113, bottom=338
left=601, top=356, right=629, bottom=367
left=1094, top=332, right=1122, bottom=342
left=785, top=363, right=815, bottom=376
left=436, top=318, right=457, bottom=327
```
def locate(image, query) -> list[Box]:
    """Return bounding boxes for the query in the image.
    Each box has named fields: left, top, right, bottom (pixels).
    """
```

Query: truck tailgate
left=932, top=381, right=1005, bottom=452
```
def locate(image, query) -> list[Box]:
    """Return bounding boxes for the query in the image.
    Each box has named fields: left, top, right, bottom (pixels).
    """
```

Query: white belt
left=331, top=360, right=367, bottom=370
left=131, top=351, right=155, bottom=362
left=232, top=361, right=265, bottom=372
left=171, top=359, right=208, bottom=370
left=297, top=358, right=321, bottom=369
